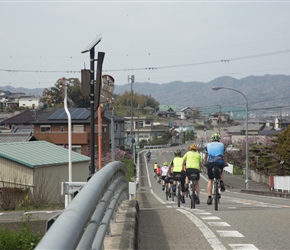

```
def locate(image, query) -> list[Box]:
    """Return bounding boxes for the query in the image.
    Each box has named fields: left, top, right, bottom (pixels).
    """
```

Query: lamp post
left=212, top=87, right=249, bottom=190
left=128, top=75, right=135, bottom=153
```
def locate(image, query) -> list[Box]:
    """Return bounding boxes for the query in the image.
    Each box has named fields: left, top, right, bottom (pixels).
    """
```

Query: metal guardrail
left=35, top=161, right=128, bottom=250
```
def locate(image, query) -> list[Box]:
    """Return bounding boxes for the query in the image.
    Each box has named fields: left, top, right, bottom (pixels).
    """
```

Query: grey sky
left=1, top=1, right=290, bottom=89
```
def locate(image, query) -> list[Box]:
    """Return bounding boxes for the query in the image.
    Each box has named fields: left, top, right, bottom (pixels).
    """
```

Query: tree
left=40, top=78, right=89, bottom=108
left=115, top=91, right=159, bottom=109
left=274, top=127, right=290, bottom=175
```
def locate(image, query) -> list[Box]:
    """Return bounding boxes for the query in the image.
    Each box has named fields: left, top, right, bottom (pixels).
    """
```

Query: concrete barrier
left=104, top=199, right=139, bottom=250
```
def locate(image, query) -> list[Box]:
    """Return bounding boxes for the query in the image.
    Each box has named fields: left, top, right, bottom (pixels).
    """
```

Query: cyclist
left=168, top=149, right=186, bottom=203
left=146, top=150, right=151, bottom=161
left=182, top=144, right=202, bottom=204
left=161, top=162, right=169, bottom=191
left=156, top=164, right=161, bottom=183
left=153, top=162, right=159, bottom=178
left=204, top=133, right=227, bottom=205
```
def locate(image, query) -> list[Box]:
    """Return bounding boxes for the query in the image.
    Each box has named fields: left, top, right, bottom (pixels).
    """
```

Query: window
left=60, top=126, right=64, bottom=132
left=40, top=125, right=51, bottom=133
left=72, top=146, right=81, bottom=154
left=73, top=125, right=84, bottom=133
left=115, top=123, right=118, bottom=130
left=102, top=125, right=107, bottom=133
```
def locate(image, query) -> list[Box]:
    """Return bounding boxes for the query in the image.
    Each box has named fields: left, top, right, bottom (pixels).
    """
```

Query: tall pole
left=218, top=105, right=221, bottom=134
left=89, top=49, right=95, bottom=174
left=111, top=108, right=115, bottom=161
left=128, top=75, right=135, bottom=152
left=81, top=36, right=102, bottom=175
left=212, top=87, right=249, bottom=190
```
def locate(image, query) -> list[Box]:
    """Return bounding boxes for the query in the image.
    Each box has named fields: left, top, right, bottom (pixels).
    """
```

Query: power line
left=1, top=48, right=290, bottom=75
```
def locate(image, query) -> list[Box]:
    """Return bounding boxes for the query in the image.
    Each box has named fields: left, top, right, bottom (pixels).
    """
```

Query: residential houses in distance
left=0, top=90, right=43, bottom=110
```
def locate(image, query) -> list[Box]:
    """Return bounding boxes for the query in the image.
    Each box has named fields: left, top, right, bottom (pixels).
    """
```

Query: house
left=0, top=108, right=126, bottom=156
left=0, top=141, right=90, bottom=205
left=123, top=116, right=169, bottom=146
left=0, top=132, right=36, bottom=143
left=179, top=107, right=200, bottom=120
left=0, top=110, right=46, bottom=128
left=19, top=96, right=43, bottom=109
left=157, top=104, right=176, bottom=117
left=209, top=112, right=230, bottom=125
left=32, top=108, right=125, bottom=156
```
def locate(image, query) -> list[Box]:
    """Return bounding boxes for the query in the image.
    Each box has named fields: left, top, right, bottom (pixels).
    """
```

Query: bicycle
left=173, top=173, right=183, bottom=207
left=211, top=164, right=227, bottom=211
left=165, top=176, right=173, bottom=200
left=188, top=171, right=199, bottom=209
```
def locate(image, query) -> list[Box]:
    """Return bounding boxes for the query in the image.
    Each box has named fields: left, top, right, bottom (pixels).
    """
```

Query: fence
left=35, top=161, right=128, bottom=250
left=274, top=176, right=290, bottom=192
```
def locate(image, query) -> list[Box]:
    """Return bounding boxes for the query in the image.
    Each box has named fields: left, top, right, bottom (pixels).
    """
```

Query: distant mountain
left=114, top=74, right=290, bottom=112
left=1, top=74, right=290, bottom=113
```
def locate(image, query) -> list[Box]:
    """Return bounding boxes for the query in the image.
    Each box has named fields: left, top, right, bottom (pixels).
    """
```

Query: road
left=138, top=148, right=290, bottom=250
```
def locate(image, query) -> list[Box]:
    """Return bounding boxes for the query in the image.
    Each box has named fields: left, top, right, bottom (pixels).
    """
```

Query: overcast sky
left=1, top=1, right=290, bottom=89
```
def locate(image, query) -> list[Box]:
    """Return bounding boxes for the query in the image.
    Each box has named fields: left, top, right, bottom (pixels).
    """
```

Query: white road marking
left=177, top=209, right=227, bottom=250
left=208, top=222, right=230, bottom=227
left=201, top=216, right=221, bottom=220
left=196, top=212, right=212, bottom=215
left=144, top=153, right=167, bottom=204
left=229, top=244, right=259, bottom=249
left=217, top=230, right=244, bottom=237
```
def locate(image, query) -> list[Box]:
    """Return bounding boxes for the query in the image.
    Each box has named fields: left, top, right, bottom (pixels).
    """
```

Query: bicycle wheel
left=177, top=184, right=181, bottom=207
left=191, top=181, right=195, bottom=209
left=214, top=180, right=219, bottom=211
left=165, top=184, right=169, bottom=200
left=172, top=185, right=175, bottom=201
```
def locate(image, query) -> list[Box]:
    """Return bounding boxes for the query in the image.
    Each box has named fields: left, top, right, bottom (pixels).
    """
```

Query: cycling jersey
left=182, top=151, right=202, bottom=170
left=170, top=157, right=183, bottom=172
left=205, top=141, right=225, bottom=164
left=161, top=166, right=168, bottom=176
left=154, top=163, right=158, bottom=170
left=157, top=167, right=161, bottom=175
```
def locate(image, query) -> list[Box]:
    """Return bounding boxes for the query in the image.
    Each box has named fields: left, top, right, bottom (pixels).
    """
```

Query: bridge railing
left=35, top=161, right=128, bottom=250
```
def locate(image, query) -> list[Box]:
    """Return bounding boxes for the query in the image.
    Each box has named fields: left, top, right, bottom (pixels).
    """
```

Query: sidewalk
left=223, top=172, right=290, bottom=198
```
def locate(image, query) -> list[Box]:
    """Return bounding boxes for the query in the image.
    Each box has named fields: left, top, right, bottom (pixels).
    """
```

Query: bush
left=0, top=204, right=42, bottom=250
left=122, top=158, right=135, bottom=182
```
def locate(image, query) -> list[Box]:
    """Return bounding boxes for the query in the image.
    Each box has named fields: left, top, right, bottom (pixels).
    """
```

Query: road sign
left=131, top=139, right=135, bottom=144
left=168, top=121, right=173, bottom=126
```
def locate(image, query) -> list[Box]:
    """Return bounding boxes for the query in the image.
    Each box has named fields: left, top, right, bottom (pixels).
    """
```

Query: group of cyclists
left=152, top=133, right=227, bottom=205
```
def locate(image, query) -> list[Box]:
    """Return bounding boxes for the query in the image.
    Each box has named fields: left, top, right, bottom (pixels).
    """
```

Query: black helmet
left=175, top=149, right=181, bottom=156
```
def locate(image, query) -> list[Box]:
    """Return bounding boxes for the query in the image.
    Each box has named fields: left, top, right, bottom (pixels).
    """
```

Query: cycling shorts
left=186, top=168, right=200, bottom=181
left=172, top=172, right=185, bottom=192
left=206, top=163, right=224, bottom=180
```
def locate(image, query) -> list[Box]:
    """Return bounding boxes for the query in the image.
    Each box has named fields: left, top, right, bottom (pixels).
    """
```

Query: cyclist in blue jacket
left=204, top=133, right=227, bottom=205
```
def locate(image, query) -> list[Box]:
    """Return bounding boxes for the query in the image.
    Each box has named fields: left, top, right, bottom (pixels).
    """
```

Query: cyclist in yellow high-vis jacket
left=168, top=149, right=186, bottom=203
left=182, top=144, right=202, bottom=204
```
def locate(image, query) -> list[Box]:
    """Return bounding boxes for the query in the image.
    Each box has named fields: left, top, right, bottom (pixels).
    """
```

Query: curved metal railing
left=35, top=161, right=128, bottom=250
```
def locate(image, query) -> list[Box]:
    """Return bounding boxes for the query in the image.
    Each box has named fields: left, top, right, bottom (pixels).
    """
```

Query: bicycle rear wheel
left=214, top=180, right=219, bottom=211
left=177, top=184, right=181, bottom=207
left=191, top=181, right=195, bottom=209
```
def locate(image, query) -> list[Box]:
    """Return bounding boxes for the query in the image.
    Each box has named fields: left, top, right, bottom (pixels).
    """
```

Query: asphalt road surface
left=138, top=148, right=290, bottom=250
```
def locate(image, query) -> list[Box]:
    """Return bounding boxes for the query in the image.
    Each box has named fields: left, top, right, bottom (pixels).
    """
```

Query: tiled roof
left=0, top=132, right=36, bottom=143
left=0, top=141, right=90, bottom=168
left=0, top=110, right=46, bottom=125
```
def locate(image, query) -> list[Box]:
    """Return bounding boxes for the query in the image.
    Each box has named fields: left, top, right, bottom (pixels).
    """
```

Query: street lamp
left=212, top=86, right=249, bottom=190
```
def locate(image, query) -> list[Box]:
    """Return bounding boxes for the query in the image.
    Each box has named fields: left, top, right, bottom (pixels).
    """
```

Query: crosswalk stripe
left=217, top=230, right=244, bottom=237
left=208, top=222, right=231, bottom=227
left=229, top=244, right=259, bottom=249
